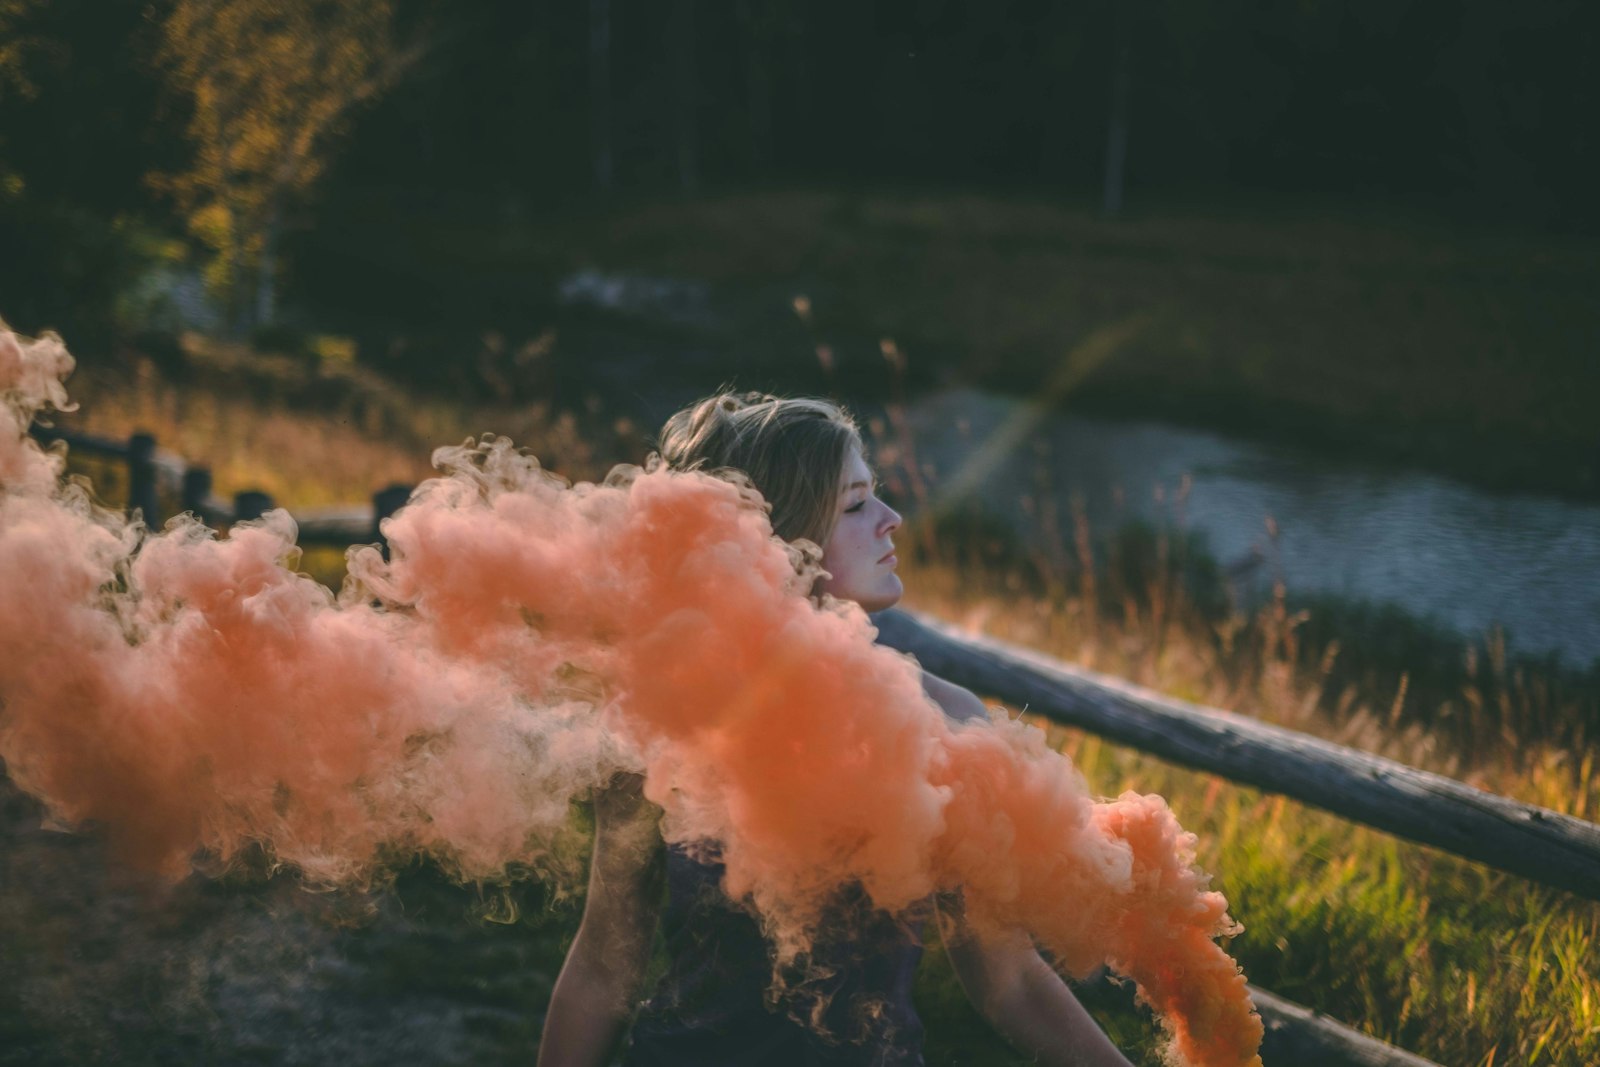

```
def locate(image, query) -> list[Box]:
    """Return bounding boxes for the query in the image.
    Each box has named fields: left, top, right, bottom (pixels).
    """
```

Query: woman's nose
left=880, top=501, right=902, bottom=533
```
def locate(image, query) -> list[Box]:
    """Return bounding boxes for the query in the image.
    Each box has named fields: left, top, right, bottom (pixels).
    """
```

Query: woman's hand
left=536, top=774, right=665, bottom=1067
left=921, top=670, right=992, bottom=725
left=938, top=898, right=1135, bottom=1067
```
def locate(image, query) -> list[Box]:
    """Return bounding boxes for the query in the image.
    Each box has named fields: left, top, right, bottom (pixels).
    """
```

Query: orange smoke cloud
left=0, top=326, right=1260, bottom=1066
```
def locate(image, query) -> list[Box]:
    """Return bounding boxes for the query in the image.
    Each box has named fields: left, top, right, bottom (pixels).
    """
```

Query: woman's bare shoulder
left=920, top=670, right=991, bottom=725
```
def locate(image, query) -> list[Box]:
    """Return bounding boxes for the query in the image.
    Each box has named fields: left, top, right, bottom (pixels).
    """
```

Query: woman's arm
left=920, top=672, right=1132, bottom=1066
left=537, top=773, right=665, bottom=1067
left=938, top=901, right=1134, bottom=1067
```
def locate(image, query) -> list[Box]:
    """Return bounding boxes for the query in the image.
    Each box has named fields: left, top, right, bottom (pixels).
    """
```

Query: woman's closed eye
left=844, top=500, right=867, bottom=513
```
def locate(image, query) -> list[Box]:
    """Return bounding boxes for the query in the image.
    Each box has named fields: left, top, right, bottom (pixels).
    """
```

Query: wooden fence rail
left=28, top=424, right=410, bottom=547
left=871, top=609, right=1600, bottom=904
left=37, top=423, right=1574, bottom=1065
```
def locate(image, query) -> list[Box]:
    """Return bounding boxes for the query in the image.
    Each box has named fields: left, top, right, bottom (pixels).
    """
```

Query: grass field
left=13, top=348, right=1600, bottom=1066
left=291, top=187, right=1600, bottom=501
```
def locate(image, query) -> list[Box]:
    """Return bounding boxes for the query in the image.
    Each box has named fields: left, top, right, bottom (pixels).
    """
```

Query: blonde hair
left=655, top=392, right=863, bottom=547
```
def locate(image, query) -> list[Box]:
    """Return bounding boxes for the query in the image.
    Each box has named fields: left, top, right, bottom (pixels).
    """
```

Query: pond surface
left=554, top=267, right=1600, bottom=670
left=900, top=388, right=1600, bottom=670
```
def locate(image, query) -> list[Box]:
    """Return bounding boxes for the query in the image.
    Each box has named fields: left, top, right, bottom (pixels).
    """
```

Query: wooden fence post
left=233, top=490, right=275, bottom=523
left=372, top=483, right=413, bottom=559
left=126, top=432, right=159, bottom=526
left=181, top=467, right=213, bottom=520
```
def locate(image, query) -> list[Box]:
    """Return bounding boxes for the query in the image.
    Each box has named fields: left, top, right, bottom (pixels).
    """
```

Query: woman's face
left=816, top=446, right=903, bottom=612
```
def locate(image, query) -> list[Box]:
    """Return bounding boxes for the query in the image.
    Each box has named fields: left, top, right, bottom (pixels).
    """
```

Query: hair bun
left=653, top=392, right=862, bottom=545
left=683, top=391, right=773, bottom=444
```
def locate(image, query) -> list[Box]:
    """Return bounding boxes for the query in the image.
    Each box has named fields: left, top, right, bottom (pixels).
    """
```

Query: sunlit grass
left=893, top=544, right=1600, bottom=1067
left=52, top=337, right=635, bottom=588
left=38, top=353, right=1600, bottom=1066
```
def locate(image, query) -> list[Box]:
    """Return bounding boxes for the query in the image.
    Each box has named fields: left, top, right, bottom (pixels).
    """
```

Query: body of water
left=551, top=268, right=1600, bottom=670
left=902, top=388, right=1600, bottom=670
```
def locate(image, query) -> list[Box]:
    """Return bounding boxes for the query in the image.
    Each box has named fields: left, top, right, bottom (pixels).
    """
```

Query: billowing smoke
left=0, top=326, right=1261, bottom=1067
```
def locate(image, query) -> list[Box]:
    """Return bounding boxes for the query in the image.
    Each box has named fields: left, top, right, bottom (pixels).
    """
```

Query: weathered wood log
left=180, top=466, right=212, bottom=515
left=294, top=506, right=378, bottom=546
left=371, top=483, right=413, bottom=559
left=27, top=423, right=127, bottom=457
left=232, top=490, right=276, bottom=523
left=1068, top=971, right=1444, bottom=1065
left=1251, top=986, right=1443, bottom=1066
left=178, top=466, right=232, bottom=525
left=873, top=608, right=1600, bottom=902
left=126, top=432, right=160, bottom=526
left=29, top=424, right=188, bottom=493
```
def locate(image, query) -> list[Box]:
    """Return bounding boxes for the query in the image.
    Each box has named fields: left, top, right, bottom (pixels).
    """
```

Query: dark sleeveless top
left=623, top=843, right=928, bottom=1067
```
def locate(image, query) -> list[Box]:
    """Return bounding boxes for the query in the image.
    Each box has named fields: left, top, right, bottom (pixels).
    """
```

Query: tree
left=0, top=0, right=176, bottom=346
left=735, top=0, right=781, bottom=173
left=0, top=0, right=53, bottom=194
left=670, top=0, right=698, bottom=192
left=589, top=0, right=613, bottom=191
left=153, top=0, right=416, bottom=332
left=0, top=0, right=47, bottom=99
left=1102, top=1, right=1131, bottom=218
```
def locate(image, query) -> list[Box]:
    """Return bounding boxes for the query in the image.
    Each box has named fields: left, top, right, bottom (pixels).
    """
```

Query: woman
left=537, top=393, right=1133, bottom=1067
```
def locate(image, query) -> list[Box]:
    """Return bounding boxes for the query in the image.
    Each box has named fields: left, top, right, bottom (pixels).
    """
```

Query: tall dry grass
left=37, top=348, right=1600, bottom=1066
left=888, top=510, right=1599, bottom=1066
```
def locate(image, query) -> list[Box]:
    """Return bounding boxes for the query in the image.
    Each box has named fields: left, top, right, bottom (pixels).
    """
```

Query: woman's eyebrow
left=842, top=479, right=874, bottom=493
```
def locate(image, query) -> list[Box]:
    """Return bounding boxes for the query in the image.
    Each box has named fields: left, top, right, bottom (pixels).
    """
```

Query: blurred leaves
left=0, top=0, right=51, bottom=101
left=150, top=0, right=420, bottom=326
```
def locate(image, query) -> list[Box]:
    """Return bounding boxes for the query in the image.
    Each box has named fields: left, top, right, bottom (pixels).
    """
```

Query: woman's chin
left=816, top=574, right=903, bottom=614
left=859, top=576, right=904, bottom=614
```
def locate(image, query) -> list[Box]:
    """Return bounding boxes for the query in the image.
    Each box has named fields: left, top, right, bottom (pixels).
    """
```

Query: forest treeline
left=2, top=0, right=1596, bottom=344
